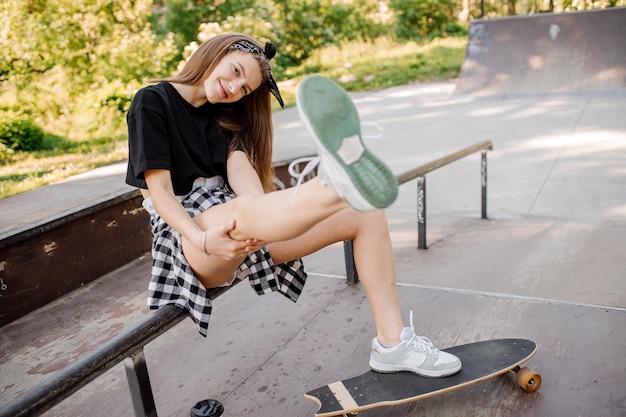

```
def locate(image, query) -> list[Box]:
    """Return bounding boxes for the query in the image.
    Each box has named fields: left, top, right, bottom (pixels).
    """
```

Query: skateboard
left=304, top=338, right=541, bottom=417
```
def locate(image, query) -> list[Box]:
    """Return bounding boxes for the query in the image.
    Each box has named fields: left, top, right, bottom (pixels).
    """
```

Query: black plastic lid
left=190, top=399, right=224, bottom=417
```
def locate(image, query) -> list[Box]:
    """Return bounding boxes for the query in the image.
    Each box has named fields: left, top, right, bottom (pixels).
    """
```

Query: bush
left=0, top=142, right=15, bottom=165
left=443, top=22, right=468, bottom=37
left=0, top=119, right=45, bottom=151
left=390, top=0, right=457, bottom=40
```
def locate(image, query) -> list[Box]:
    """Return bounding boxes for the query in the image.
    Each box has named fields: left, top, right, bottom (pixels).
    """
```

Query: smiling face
left=203, top=51, right=264, bottom=104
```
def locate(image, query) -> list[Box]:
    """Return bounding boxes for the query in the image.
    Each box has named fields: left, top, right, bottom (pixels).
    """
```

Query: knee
left=361, top=208, right=387, bottom=222
left=230, top=195, right=253, bottom=216
left=228, top=195, right=255, bottom=230
left=354, top=209, right=389, bottom=232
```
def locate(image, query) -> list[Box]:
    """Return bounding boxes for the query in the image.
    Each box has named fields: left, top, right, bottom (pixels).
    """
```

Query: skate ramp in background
left=453, top=7, right=626, bottom=97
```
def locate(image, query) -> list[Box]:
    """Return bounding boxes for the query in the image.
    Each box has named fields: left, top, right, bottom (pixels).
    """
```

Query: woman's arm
left=227, top=150, right=266, bottom=197
left=144, top=169, right=208, bottom=251
left=225, top=151, right=270, bottom=248
left=144, top=169, right=254, bottom=260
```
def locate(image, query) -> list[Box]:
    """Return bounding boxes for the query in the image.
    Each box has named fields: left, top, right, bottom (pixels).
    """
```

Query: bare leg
left=182, top=177, right=348, bottom=285
left=269, top=208, right=405, bottom=345
left=182, top=178, right=405, bottom=344
left=200, top=177, right=347, bottom=241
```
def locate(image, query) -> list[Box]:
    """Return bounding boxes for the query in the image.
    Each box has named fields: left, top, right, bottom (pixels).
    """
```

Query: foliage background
left=1, top=0, right=623, bottom=197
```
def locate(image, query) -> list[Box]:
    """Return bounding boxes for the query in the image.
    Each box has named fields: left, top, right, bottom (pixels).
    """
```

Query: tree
left=273, top=0, right=383, bottom=67
left=1, top=0, right=179, bottom=140
left=389, top=0, right=458, bottom=39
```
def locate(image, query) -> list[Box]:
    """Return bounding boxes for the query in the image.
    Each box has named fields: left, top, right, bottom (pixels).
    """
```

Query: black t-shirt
left=125, top=82, right=231, bottom=196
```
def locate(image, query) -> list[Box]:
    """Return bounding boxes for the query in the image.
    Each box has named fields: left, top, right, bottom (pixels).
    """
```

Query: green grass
left=272, top=36, right=466, bottom=110
left=1, top=36, right=467, bottom=198
left=0, top=139, right=128, bottom=198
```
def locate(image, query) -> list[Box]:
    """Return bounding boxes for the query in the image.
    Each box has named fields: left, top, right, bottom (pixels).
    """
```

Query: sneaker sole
left=296, top=75, right=398, bottom=211
left=369, top=360, right=462, bottom=378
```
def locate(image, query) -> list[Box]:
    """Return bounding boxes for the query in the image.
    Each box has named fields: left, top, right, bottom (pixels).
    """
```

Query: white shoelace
left=287, top=122, right=384, bottom=205
left=407, top=310, right=438, bottom=354
left=288, top=156, right=321, bottom=205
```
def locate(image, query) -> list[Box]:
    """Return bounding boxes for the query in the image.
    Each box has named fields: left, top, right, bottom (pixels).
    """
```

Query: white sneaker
left=369, top=312, right=462, bottom=377
left=295, top=75, right=398, bottom=212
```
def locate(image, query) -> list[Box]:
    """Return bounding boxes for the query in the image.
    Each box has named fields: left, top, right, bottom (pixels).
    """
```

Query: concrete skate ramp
left=454, top=8, right=626, bottom=97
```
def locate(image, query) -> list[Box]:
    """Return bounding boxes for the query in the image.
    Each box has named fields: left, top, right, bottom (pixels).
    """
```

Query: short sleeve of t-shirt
left=126, top=87, right=172, bottom=188
left=125, top=82, right=230, bottom=195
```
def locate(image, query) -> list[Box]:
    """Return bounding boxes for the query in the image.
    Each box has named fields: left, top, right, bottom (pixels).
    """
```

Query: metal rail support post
left=481, top=149, right=488, bottom=219
left=124, top=349, right=157, bottom=417
left=344, top=240, right=359, bottom=284
left=417, top=176, right=427, bottom=249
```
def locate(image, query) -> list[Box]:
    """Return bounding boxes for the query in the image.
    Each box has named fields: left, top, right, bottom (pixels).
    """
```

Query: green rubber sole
left=296, top=75, right=398, bottom=210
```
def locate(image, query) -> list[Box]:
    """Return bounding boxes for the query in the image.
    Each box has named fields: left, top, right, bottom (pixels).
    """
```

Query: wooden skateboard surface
left=305, top=338, right=537, bottom=417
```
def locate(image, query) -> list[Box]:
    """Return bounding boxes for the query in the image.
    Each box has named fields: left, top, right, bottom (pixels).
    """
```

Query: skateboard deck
left=305, top=338, right=541, bottom=417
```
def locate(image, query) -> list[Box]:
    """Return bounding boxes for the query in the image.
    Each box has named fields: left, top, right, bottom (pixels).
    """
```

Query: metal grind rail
left=344, top=139, right=493, bottom=283
left=0, top=285, right=236, bottom=417
left=0, top=140, right=492, bottom=417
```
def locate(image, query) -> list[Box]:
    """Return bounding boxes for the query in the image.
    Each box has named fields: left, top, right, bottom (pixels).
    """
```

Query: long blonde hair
left=158, top=33, right=276, bottom=192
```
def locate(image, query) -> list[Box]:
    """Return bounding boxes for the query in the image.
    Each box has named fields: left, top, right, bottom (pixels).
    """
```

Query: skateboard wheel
left=343, top=413, right=359, bottom=417
left=515, top=367, right=542, bottom=393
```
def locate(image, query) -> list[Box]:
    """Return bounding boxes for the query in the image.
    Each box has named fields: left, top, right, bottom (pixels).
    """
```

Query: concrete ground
left=1, top=81, right=625, bottom=417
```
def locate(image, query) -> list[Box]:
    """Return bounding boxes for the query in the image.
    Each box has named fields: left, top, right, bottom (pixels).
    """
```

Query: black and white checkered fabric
left=143, top=176, right=308, bottom=337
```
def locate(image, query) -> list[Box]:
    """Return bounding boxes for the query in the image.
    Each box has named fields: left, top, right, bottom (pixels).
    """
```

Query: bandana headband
left=231, top=40, right=285, bottom=109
